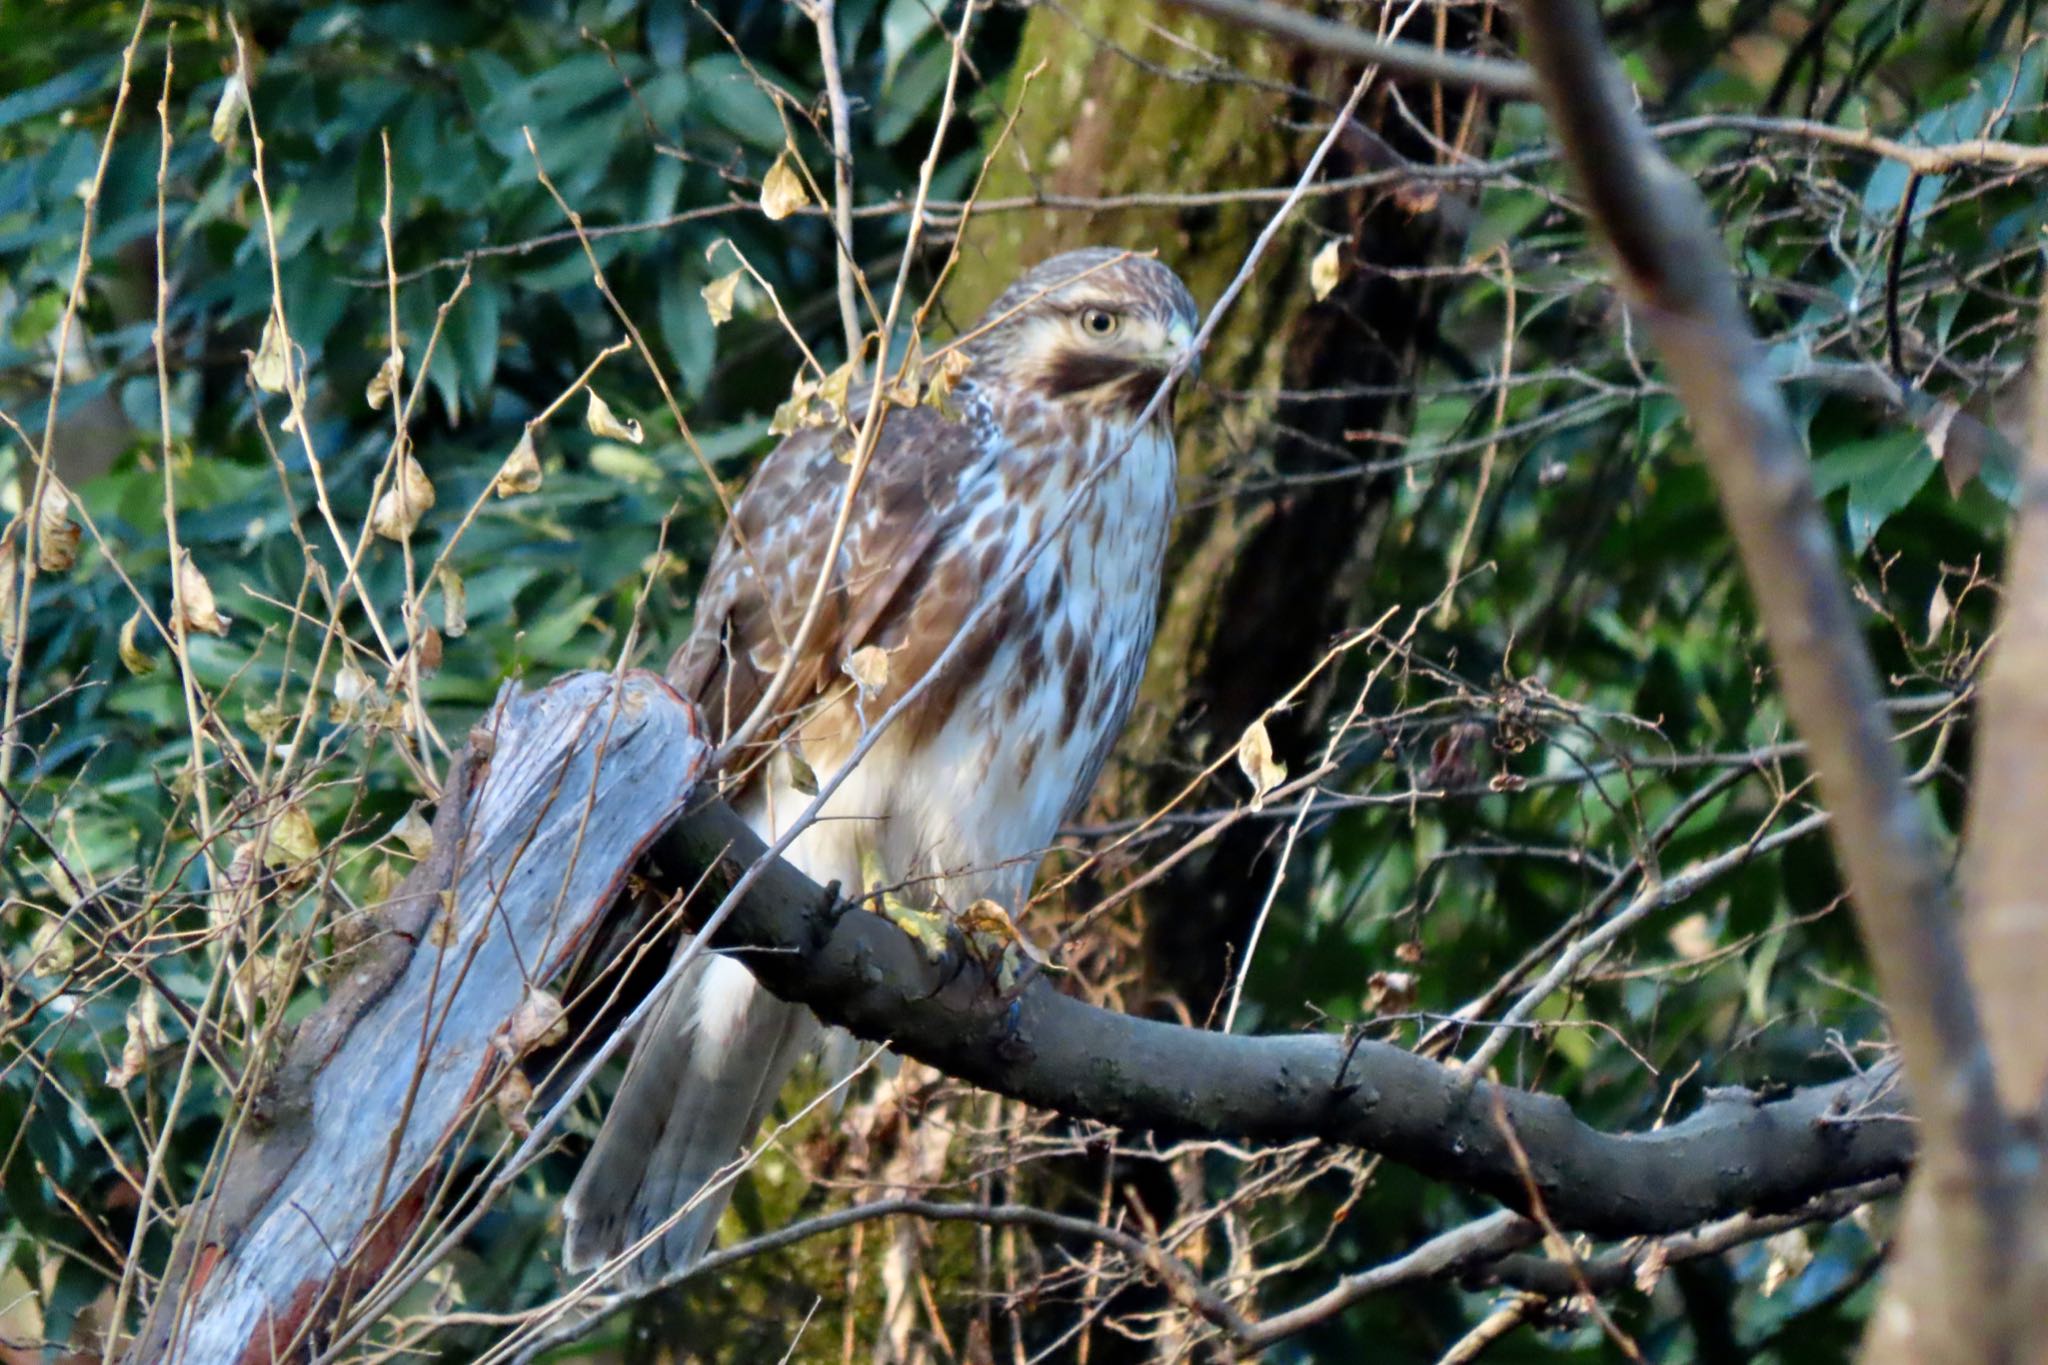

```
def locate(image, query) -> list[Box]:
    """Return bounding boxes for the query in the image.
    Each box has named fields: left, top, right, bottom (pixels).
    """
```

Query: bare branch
left=1501, top=1, right=2004, bottom=1356
left=659, top=789, right=1913, bottom=1240
left=1159, top=0, right=1539, bottom=100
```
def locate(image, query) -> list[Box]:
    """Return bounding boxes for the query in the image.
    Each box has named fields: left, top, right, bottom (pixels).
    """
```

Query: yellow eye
left=1080, top=308, right=1120, bottom=337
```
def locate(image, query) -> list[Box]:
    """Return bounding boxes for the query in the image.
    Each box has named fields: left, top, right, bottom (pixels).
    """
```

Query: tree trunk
left=962, top=1, right=1491, bottom=1015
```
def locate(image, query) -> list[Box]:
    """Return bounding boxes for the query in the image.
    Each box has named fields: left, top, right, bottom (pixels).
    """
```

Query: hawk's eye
left=1080, top=308, right=1120, bottom=337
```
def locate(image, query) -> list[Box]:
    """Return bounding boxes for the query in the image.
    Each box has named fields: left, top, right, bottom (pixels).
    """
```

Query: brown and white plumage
left=564, top=249, right=1199, bottom=1285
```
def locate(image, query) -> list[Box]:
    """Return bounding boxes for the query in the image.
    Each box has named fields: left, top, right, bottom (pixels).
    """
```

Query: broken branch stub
left=133, top=671, right=708, bottom=1363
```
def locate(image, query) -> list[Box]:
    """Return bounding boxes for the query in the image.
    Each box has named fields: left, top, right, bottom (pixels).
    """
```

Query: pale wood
left=134, top=671, right=708, bottom=1364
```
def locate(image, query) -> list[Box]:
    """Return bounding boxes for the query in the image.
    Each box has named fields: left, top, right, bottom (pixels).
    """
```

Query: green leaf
left=1811, top=429, right=1933, bottom=550
left=688, top=56, right=787, bottom=151
left=0, top=58, right=115, bottom=133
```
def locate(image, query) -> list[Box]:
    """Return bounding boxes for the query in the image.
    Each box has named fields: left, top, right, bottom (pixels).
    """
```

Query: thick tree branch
left=140, top=674, right=1915, bottom=1360
left=655, top=798, right=1912, bottom=1239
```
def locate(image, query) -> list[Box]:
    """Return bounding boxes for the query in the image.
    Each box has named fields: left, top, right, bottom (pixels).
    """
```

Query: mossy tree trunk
left=961, top=3, right=1492, bottom=1015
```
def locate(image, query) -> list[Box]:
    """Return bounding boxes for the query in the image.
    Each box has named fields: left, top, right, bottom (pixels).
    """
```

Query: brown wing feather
left=667, top=401, right=992, bottom=770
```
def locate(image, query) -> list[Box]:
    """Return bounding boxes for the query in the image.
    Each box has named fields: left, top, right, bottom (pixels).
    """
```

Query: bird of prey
left=564, top=248, right=1200, bottom=1286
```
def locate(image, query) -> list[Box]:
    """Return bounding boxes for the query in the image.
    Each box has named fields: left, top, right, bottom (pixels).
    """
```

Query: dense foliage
left=2, top=0, right=2042, bottom=1360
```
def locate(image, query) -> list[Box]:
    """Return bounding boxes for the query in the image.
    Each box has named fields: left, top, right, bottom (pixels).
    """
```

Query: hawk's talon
left=861, top=846, right=950, bottom=962
left=880, top=897, right=952, bottom=963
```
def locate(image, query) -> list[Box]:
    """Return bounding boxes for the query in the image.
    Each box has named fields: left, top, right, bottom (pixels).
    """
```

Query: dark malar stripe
left=1038, top=352, right=1171, bottom=417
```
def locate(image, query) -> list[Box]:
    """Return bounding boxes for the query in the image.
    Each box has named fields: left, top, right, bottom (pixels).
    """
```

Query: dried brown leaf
left=245, top=699, right=289, bottom=744
left=210, top=71, right=249, bottom=145
left=844, top=644, right=890, bottom=699
left=817, top=360, right=855, bottom=424
left=268, top=802, right=320, bottom=870
left=585, top=390, right=643, bottom=445
left=391, top=804, right=434, bottom=859
left=505, top=987, right=568, bottom=1053
left=702, top=268, right=742, bottom=325
left=769, top=375, right=822, bottom=437
left=118, top=608, right=156, bottom=676
left=1920, top=397, right=1992, bottom=497
left=439, top=566, right=469, bottom=638
left=495, top=1065, right=535, bottom=1137
left=411, top=624, right=443, bottom=676
left=1365, top=970, right=1417, bottom=1014
left=372, top=453, right=436, bottom=541
left=1310, top=239, right=1344, bottom=302
left=34, top=480, right=80, bottom=573
left=1236, top=718, right=1287, bottom=810
left=366, top=347, right=404, bottom=411
left=105, top=1023, right=149, bottom=1088
left=760, top=152, right=810, bottom=221
left=250, top=311, right=291, bottom=394
left=922, top=348, right=973, bottom=419
left=175, top=550, right=230, bottom=636
left=494, top=429, right=542, bottom=498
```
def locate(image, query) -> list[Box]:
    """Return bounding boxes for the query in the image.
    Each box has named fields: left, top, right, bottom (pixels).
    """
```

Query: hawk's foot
left=862, top=847, right=950, bottom=963
left=880, top=898, right=951, bottom=963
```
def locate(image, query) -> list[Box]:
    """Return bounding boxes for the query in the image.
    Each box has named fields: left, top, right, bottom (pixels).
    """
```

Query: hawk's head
left=965, top=248, right=1199, bottom=421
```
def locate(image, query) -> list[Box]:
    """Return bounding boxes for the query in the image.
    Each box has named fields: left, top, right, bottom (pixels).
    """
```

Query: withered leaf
left=390, top=804, right=434, bottom=859
left=505, top=987, right=567, bottom=1053
left=1365, top=970, right=1417, bottom=1014
left=210, top=71, right=249, bottom=145
left=366, top=347, right=404, bottom=411
left=118, top=609, right=156, bottom=676
left=250, top=311, right=291, bottom=394
left=844, top=644, right=889, bottom=699
left=1310, top=238, right=1344, bottom=302
left=245, top=698, right=289, bottom=743
left=439, top=566, right=469, bottom=638
left=585, top=390, right=644, bottom=445
left=1236, top=718, right=1287, bottom=811
left=702, top=268, right=743, bottom=325
left=412, top=624, right=443, bottom=675
left=372, top=453, right=436, bottom=541
left=922, top=348, right=973, bottom=419
left=495, top=1065, right=535, bottom=1137
left=175, top=551, right=231, bottom=636
left=34, top=480, right=80, bottom=573
left=494, top=429, right=542, bottom=498
left=268, top=802, right=320, bottom=868
left=760, top=152, right=810, bottom=221
left=769, top=375, right=822, bottom=437
left=105, top=1022, right=149, bottom=1088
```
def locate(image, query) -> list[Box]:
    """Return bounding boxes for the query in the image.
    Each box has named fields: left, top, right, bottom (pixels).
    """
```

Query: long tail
left=563, top=951, right=815, bottom=1286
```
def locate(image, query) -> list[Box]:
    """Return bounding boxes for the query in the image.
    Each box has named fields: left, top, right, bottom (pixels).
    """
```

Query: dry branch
left=133, top=672, right=710, bottom=1363
left=1159, top=0, right=1538, bottom=100
left=1502, top=2, right=2002, bottom=1359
